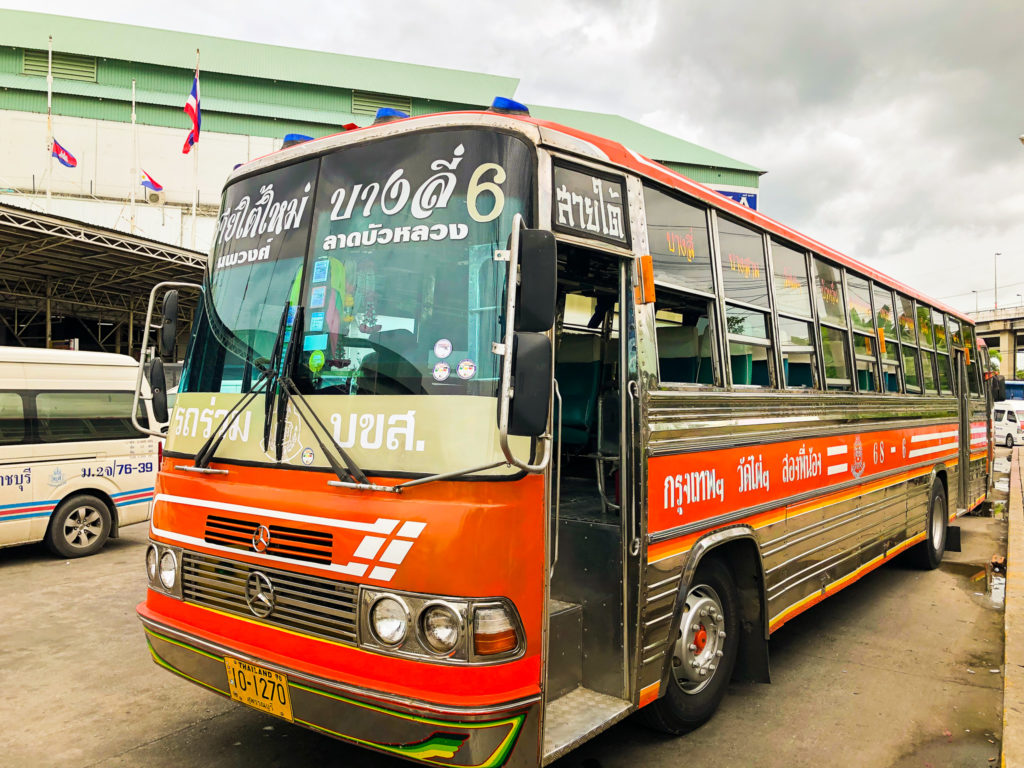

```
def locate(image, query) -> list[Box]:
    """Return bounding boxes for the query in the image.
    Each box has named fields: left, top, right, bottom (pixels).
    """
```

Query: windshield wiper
left=263, top=303, right=290, bottom=455
left=193, top=370, right=272, bottom=469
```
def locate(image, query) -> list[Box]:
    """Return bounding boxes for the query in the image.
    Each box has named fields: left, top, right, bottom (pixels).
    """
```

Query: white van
left=992, top=400, right=1024, bottom=448
left=0, top=347, right=159, bottom=557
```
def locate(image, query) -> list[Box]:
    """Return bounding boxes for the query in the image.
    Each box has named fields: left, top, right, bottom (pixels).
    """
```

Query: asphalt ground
left=0, top=465, right=1009, bottom=768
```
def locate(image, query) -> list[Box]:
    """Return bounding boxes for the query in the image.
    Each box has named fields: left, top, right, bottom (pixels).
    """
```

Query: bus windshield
left=183, top=129, right=534, bottom=399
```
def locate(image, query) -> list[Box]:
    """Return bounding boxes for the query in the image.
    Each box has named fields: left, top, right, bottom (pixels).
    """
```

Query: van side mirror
left=993, top=374, right=1006, bottom=403
left=159, top=290, right=179, bottom=362
left=515, top=230, right=556, bottom=333
left=149, top=358, right=169, bottom=425
left=508, top=332, right=552, bottom=436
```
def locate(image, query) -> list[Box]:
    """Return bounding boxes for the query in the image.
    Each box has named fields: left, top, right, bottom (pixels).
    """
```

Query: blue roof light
left=282, top=133, right=313, bottom=148
left=489, top=96, right=530, bottom=116
left=373, top=107, right=410, bottom=124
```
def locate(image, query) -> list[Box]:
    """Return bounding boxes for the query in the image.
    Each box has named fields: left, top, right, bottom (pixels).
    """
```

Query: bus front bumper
left=139, top=615, right=537, bottom=768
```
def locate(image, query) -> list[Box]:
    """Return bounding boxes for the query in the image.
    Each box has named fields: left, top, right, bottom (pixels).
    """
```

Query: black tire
left=45, top=494, right=112, bottom=558
left=641, top=558, right=741, bottom=734
left=1006, top=434, right=1014, bottom=449
left=907, top=480, right=947, bottom=570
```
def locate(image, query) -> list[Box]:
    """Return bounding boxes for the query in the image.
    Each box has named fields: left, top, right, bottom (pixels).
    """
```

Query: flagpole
left=45, top=35, right=53, bottom=212
left=190, top=48, right=199, bottom=249
left=130, top=78, right=137, bottom=234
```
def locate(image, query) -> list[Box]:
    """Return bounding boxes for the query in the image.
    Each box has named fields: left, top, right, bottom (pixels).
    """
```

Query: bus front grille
left=203, top=514, right=334, bottom=565
left=180, top=551, right=359, bottom=644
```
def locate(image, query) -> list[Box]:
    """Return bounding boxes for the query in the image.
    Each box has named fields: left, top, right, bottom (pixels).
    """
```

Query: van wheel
left=908, top=481, right=947, bottom=570
left=641, top=558, right=740, bottom=734
left=1006, top=434, right=1014, bottom=449
left=46, top=494, right=112, bottom=558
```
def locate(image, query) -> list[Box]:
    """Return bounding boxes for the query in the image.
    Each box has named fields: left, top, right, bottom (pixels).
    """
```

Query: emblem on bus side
left=252, top=525, right=272, bottom=554
left=851, top=436, right=866, bottom=478
left=245, top=571, right=276, bottom=618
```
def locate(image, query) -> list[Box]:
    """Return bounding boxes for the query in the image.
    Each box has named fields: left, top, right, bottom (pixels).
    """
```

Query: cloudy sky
left=8, top=0, right=1024, bottom=313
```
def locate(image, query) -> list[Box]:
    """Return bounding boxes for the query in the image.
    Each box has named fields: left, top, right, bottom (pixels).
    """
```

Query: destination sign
left=552, top=163, right=629, bottom=247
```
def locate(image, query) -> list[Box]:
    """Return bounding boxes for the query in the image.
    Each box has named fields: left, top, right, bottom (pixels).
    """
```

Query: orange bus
left=136, top=100, right=991, bottom=766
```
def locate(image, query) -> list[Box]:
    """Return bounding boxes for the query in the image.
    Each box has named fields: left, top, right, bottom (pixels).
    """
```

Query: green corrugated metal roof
left=530, top=105, right=764, bottom=175
left=0, top=9, right=519, bottom=104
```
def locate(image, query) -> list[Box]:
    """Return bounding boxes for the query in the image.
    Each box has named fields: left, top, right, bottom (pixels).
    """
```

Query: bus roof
left=234, top=110, right=972, bottom=326
left=0, top=346, right=141, bottom=367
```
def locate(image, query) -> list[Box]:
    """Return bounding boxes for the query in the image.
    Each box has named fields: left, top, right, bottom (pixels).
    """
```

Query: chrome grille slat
left=181, top=551, right=359, bottom=644
left=202, top=514, right=335, bottom=566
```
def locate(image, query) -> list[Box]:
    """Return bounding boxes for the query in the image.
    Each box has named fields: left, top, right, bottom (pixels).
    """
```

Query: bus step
left=547, top=600, right=582, bottom=700
left=542, top=686, right=631, bottom=765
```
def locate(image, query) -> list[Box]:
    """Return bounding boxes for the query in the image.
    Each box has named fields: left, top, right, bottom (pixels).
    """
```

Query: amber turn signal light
left=473, top=605, right=519, bottom=656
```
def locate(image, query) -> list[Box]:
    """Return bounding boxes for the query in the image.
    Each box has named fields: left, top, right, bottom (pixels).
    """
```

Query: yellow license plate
left=224, top=658, right=293, bottom=721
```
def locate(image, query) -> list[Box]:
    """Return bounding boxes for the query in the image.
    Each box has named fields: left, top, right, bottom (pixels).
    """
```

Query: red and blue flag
left=141, top=169, right=163, bottom=192
left=182, top=70, right=201, bottom=154
left=51, top=138, right=77, bottom=168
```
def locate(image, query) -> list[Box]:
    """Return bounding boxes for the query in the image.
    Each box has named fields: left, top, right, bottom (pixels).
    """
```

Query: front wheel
left=907, top=480, right=947, bottom=570
left=641, top=558, right=740, bottom=734
left=45, top=494, right=112, bottom=558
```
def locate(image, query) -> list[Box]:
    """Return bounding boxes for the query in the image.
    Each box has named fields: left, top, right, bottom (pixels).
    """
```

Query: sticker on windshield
left=301, top=447, right=315, bottom=465
left=433, top=362, right=450, bottom=382
left=310, top=286, right=326, bottom=308
left=287, top=305, right=297, bottom=326
left=303, top=334, right=328, bottom=351
left=457, top=359, right=476, bottom=380
left=310, top=311, right=325, bottom=332
left=433, top=339, right=452, bottom=359
left=308, top=349, right=325, bottom=373
left=312, top=259, right=329, bottom=283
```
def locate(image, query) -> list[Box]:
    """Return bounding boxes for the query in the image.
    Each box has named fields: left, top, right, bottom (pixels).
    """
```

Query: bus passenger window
left=726, top=305, right=772, bottom=387
left=873, top=285, right=901, bottom=392
left=937, top=353, right=954, bottom=395
left=897, top=294, right=921, bottom=393
left=852, top=333, right=879, bottom=391
left=0, top=392, right=25, bottom=445
left=820, top=326, right=852, bottom=390
left=922, top=350, right=939, bottom=394
left=654, top=291, right=717, bottom=386
left=779, top=318, right=816, bottom=388
left=902, top=347, right=922, bottom=393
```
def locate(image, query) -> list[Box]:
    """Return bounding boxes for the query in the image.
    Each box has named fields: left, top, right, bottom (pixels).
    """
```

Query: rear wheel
left=45, top=494, right=112, bottom=558
left=1006, top=434, right=1015, bottom=449
left=642, top=558, right=740, bottom=734
left=908, top=480, right=947, bottom=570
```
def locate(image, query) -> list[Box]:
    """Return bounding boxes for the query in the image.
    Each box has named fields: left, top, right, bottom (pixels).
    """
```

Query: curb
left=1004, top=449, right=1023, bottom=768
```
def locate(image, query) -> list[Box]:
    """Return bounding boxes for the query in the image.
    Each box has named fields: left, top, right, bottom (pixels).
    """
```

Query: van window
left=1009, top=411, right=1018, bottom=424
left=994, top=409, right=1006, bottom=422
left=0, top=392, right=25, bottom=445
left=36, top=391, right=137, bottom=443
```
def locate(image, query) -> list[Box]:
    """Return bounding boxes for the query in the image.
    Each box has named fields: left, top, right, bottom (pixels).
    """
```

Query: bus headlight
left=370, top=596, right=409, bottom=646
left=158, top=550, right=178, bottom=589
left=146, top=544, right=159, bottom=583
left=420, top=604, right=460, bottom=654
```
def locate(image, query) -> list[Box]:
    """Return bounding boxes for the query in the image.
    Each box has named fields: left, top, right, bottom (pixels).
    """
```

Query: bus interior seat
left=656, top=326, right=713, bottom=384
left=554, top=333, right=603, bottom=450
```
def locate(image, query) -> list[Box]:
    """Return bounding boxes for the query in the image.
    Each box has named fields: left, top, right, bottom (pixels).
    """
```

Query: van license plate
left=224, top=658, right=293, bottom=721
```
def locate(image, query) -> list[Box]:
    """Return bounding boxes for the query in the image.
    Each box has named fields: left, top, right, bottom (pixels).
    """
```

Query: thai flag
left=141, top=169, right=163, bottom=192
left=51, top=138, right=77, bottom=168
left=182, top=70, right=201, bottom=154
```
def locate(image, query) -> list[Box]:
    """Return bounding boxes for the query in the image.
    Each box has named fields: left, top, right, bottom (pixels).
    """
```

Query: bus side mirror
left=159, top=290, right=179, bottom=362
left=508, top=332, right=552, bottom=436
left=515, top=230, right=556, bottom=333
left=149, top=358, right=169, bottom=425
left=993, top=374, right=1006, bottom=403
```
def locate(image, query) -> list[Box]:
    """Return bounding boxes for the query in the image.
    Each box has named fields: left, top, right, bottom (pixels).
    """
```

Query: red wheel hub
left=694, top=626, right=708, bottom=653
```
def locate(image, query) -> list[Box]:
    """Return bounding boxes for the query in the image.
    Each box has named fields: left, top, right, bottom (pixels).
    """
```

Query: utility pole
left=995, top=252, right=1002, bottom=310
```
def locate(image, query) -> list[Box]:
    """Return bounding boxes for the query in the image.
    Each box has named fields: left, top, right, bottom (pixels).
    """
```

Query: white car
left=992, top=401, right=1024, bottom=448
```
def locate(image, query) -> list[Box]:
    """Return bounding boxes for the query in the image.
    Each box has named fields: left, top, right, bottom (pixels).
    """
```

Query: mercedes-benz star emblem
left=252, top=524, right=271, bottom=553
left=244, top=571, right=275, bottom=618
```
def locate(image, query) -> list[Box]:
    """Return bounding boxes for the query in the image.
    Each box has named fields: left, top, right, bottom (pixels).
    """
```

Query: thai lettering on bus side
left=663, top=469, right=725, bottom=515
left=0, top=467, right=30, bottom=492
left=216, top=183, right=313, bottom=247
left=330, top=411, right=425, bottom=452
left=737, top=454, right=770, bottom=494
left=173, top=407, right=252, bottom=443
left=781, top=445, right=822, bottom=484
left=555, top=178, right=626, bottom=240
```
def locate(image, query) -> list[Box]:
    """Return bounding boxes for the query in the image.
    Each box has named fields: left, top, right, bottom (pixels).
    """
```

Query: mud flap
left=946, top=525, right=962, bottom=553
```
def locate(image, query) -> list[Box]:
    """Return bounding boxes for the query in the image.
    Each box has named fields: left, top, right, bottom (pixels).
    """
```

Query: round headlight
left=146, top=545, right=158, bottom=582
left=370, top=597, right=408, bottom=646
left=158, top=550, right=177, bottom=590
left=420, top=605, right=460, bottom=654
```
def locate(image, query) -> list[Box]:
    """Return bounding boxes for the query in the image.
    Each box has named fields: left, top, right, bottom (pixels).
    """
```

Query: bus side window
left=778, top=317, right=817, bottom=388
left=820, top=326, right=852, bottom=391
left=653, top=289, right=718, bottom=386
left=0, top=391, right=25, bottom=445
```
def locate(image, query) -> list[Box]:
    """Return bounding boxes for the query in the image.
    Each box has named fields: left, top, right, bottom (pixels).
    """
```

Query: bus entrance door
left=955, top=349, right=970, bottom=515
left=543, top=249, right=635, bottom=760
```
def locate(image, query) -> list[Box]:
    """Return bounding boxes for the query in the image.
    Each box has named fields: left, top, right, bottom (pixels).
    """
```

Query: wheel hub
left=672, top=585, right=726, bottom=691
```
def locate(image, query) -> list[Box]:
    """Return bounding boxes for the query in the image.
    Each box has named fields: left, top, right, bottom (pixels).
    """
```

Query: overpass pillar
left=1000, top=329, right=1017, bottom=378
